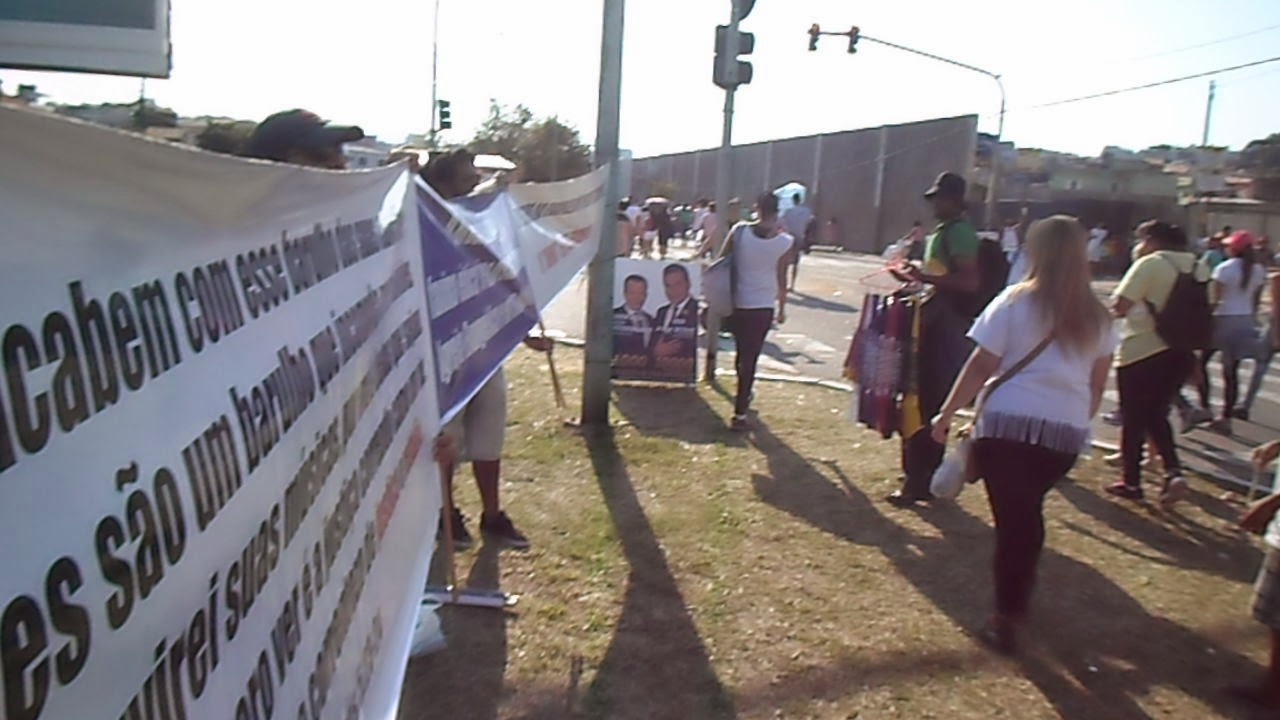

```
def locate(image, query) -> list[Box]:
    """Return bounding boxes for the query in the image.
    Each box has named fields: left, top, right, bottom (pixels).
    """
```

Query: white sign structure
left=0, top=106, right=436, bottom=720
left=0, top=0, right=171, bottom=77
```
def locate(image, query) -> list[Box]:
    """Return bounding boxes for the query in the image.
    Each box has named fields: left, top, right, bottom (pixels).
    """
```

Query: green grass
left=399, top=348, right=1272, bottom=720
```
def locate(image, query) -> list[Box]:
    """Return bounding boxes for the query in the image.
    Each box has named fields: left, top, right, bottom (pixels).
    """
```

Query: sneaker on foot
left=1101, top=411, right=1123, bottom=427
left=1181, top=407, right=1213, bottom=433
left=439, top=508, right=473, bottom=551
left=1160, top=476, right=1190, bottom=509
left=480, top=511, right=530, bottom=549
left=1210, top=417, right=1233, bottom=435
left=729, top=414, right=751, bottom=432
left=1230, top=407, right=1251, bottom=422
left=1104, top=452, right=1149, bottom=469
left=1104, top=481, right=1144, bottom=501
left=885, top=489, right=932, bottom=507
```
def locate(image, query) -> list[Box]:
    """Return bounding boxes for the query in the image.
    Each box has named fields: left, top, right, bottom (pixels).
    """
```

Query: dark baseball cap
left=245, top=109, right=364, bottom=162
left=924, top=172, right=966, bottom=200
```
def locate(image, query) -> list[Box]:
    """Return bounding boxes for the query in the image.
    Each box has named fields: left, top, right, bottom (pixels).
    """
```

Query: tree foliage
left=1241, top=133, right=1280, bottom=174
left=469, top=101, right=592, bottom=182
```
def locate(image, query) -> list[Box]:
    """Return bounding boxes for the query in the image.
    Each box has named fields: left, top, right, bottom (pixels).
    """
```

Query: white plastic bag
left=930, top=437, right=971, bottom=500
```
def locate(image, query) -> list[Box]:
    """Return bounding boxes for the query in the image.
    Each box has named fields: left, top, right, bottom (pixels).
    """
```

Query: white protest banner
left=0, top=106, right=439, bottom=720
left=508, top=167, right=607, bottom=311
left=417, top=166, right=606, bottom=423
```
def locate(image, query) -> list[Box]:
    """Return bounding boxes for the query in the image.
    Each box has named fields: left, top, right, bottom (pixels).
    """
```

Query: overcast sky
left=3, top=0, right=1279, bottom=158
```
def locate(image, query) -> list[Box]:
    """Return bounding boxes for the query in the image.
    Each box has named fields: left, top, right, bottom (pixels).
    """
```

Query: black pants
left=730, top=308, right=774, bottom=415
left=975, top=438, right=1077, bottom=619
left=1117, top=349, right=1193, bottom=488
left=1196, top=349, right=1215, bottom=410
left=901, top=301, right=971, bottom=497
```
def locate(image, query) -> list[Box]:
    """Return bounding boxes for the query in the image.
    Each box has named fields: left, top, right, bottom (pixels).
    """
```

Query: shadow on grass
left=1054, top=481, right=1260, bottom=585
left=580, top=426, right=736, bottom=719
left=614, top=383, right=744, bottom=447
left=746, top=419, right=1264, bottom=719
left=400, top=544, right=510, bottom=720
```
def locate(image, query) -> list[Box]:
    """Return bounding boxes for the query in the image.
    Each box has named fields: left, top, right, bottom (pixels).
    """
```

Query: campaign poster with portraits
left=612, top=258, right=702, bottom=383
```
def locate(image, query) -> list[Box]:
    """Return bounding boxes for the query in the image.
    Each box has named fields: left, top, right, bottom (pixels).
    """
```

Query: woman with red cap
left=1202, top=230, right=1269, bottom=430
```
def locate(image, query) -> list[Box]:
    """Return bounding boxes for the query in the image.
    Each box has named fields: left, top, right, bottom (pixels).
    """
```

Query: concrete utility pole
left=705, top=0, right=743, bottom=383
left=580, top=0, right=625, bottom=424
left=1202, top=80, right=1216, bottom=147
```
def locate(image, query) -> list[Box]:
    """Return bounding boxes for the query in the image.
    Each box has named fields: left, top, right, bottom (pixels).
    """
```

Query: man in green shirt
left=888, top=172, right=979, bottom=506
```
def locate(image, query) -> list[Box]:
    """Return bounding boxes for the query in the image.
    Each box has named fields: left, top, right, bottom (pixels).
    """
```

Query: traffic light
left=713, top=25, right=755, bottom=90
left=808, top=24, right=820, bottom=51
left=437, top=99, right=452, bottom=130
left=848, top=26, right=860, bottom=53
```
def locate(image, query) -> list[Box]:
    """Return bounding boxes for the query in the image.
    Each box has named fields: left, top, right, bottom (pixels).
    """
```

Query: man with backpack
left=886, top=172, right=1003, bottom=507
left=1107, top=220, right=1211, bottom=506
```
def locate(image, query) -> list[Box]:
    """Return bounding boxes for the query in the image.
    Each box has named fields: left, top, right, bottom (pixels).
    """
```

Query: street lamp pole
left=810, top=27, right=1006, bottom=227
left=862, top=33, right=1005, bottom=228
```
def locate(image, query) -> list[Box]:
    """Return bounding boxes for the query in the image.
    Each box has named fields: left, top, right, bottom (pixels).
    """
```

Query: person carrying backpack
left=886, top=172, right=984, bottom=507
left=1107, top=220, right=1211, bottom=505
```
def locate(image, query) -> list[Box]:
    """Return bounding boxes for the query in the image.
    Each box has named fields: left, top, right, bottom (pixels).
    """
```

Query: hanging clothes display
left=846, top=291, right=924, bottom=439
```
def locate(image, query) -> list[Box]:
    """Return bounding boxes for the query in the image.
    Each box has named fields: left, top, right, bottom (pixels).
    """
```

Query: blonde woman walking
left=931, top=216, right=1116, bottom=653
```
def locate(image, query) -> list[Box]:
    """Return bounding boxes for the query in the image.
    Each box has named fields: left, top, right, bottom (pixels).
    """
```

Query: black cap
left=245, top=109, right=364, bottom=162
left=924, top=172, right=966, bottom=200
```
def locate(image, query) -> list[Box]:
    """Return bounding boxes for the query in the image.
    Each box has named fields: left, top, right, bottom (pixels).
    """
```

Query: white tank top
left=733, top=224, right=794, bottom=309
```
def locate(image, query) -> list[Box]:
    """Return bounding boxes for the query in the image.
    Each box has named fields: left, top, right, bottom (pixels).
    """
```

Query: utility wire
left=1127, top=22, right=1280, bottom=62
left=1029, top=55, right=1280, bottom=109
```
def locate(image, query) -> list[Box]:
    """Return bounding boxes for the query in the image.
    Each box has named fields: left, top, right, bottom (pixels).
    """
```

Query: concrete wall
left=1186, top=201, right=1280, bottom=241
left=629, top=115, right=979, bottom=253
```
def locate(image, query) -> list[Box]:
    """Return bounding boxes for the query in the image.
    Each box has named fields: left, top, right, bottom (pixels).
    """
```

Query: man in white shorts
left=442, top=368, right=528, bottom=548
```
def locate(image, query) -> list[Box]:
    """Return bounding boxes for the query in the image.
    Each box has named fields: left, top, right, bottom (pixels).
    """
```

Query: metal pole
left=581, top=0, right=626, bottom=424
left=430, top=0, right=441, bottom=142
left=1202, top=80, right=1216, bottom=147
left=706, top=0, right=740, bottom=383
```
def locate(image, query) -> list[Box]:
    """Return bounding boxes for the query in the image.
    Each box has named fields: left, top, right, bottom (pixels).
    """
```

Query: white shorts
left=444, top=368, right=507, bottom=462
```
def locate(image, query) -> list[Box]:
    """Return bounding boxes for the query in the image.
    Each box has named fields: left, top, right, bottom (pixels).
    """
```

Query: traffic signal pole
left=705, top=0, right=742, bottom=383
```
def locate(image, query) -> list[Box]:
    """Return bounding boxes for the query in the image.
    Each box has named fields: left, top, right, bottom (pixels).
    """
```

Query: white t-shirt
left=969, top=287, right=1118, bottom=454
left=1000, top=227, right=1019, bottom=254
left=1211, top=257, right=1266, bottom=317
left=733, top=224, right=794, bottom=310
left=625, top=204, right=642, bottom=225
left=1087, top=229, right=1107, bottom=262
left=1006, top=248, right=1030, bottom=287
left=782, top=205, right=814, bottom=241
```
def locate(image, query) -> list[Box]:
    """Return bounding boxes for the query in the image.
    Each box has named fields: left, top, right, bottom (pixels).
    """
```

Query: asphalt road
left=541, top=246, right=1279, bottom=488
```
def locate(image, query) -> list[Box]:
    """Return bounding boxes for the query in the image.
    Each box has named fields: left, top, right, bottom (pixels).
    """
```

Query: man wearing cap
left=887, top=171, right=981, bottom=507
left=244, top=109, right=365, bottom=169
